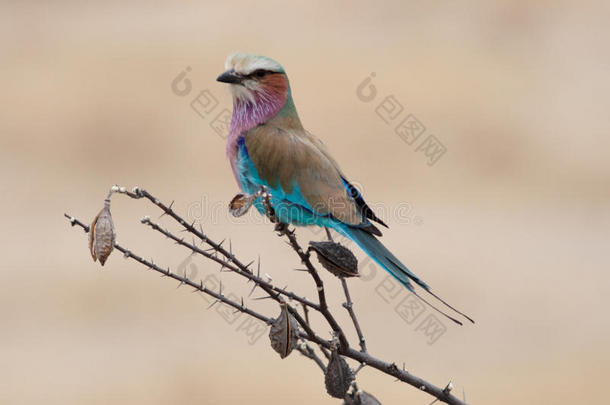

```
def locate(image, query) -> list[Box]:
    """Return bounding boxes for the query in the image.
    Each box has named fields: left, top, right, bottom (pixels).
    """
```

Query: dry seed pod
left=268, top=302, right=299, bottom=359
left=309, top=241, right=358, bottom=278
left=343, top=391, right=383, bottom=405
left=229, top=193, right=256, bottom=217
left=325, top=349, right=354, bottom=398
left=89, top=200, right=115, bottom=266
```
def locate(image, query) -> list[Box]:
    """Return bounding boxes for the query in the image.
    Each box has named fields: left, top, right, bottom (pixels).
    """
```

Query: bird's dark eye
left=254, top=70, right=267, bottom=78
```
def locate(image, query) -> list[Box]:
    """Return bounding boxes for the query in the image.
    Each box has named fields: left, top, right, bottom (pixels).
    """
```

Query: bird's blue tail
left=337, top=225, right=474, bottom=325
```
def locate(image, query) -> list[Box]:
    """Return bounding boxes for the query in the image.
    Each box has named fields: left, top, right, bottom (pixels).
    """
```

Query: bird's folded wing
left=245, top=125, right=362, bottom=226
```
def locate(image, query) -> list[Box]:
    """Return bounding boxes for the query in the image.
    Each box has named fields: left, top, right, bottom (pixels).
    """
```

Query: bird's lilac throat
left=226, top=85, right=291, bottom=183
left=228, top=95, right=286, bottom=136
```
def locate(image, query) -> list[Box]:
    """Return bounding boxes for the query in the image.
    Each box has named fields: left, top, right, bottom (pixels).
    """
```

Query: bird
left=217, top=52, right=473, bottom=325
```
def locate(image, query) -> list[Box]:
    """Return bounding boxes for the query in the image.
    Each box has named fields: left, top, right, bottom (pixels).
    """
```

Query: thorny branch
left=341, top=277, right=367, bottom=353
left=64, top=185, right=468, bottom=405
left=323, top=227, right=367, bottom=354
left=259, top=189, right=349, bottom=351
left=297, top=341, right=327, bottom=373
left=140, top=216, right=319, bottom=310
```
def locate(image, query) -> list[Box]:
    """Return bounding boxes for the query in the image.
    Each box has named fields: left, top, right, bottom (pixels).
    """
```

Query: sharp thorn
left=252, top=295, right=273, bottom=301
left=248, top=282, right=259, bottom=297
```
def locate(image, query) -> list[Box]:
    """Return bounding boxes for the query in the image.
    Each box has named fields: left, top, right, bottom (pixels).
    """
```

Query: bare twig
left=341, top=277, right=367, bottom=353
left=65, top=214, right=272, bottom=325
left=259, top=189, right=349, bottom=351
left=63, top=185, right=470, bottom=405
left=301, top=301, right=330, bottom=360
left=64, top=213, right=90, bottom=232
left=140, top=216, right=319, bottom=310
left=322, top=224, right=367, bottom=353
left=280, top=225, right=350, bottom=350
left=111, top=187, right=328, bottom=348
left=297, top=341, right=327, bottom=372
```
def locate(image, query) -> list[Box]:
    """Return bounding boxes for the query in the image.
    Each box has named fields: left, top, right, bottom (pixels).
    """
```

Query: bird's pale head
left=217, top=52, right=290, bottom=107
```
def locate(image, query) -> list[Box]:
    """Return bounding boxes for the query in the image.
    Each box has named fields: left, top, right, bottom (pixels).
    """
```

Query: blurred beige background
left=1, top=1, right=609, bottom=404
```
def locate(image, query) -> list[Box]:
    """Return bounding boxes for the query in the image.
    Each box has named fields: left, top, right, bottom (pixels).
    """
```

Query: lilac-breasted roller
left=217, top=53, right=473, bottom=325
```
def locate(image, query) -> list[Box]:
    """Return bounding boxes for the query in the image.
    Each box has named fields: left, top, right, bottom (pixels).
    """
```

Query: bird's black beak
left=216, top=70, right=242, bottom=84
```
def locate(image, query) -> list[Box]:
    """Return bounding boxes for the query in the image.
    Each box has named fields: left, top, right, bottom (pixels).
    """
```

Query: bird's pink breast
left=225, top=75, right=289, bottom=186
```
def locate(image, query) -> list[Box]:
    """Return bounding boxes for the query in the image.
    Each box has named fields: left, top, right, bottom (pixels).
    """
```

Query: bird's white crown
left=224, top=52, right=283, bottom=75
